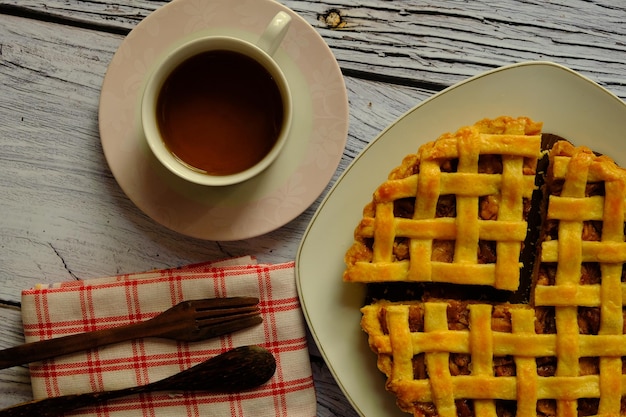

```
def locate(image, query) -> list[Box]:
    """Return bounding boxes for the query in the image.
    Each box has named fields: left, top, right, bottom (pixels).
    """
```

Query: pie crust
left=344, top=116, right=542, bottom=291
left=345, top=117, right=626, bottom=417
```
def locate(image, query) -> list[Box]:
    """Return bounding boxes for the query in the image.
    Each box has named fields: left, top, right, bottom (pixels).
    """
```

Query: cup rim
left=141, top=36, right=293, bottom=187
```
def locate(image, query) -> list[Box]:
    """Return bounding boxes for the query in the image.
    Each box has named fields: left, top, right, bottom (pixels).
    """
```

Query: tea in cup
left=141, top=11, right=292, bottom=186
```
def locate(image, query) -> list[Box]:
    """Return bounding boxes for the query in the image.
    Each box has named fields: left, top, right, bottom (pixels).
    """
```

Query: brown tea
left=156, top=50, right=284, bottom=176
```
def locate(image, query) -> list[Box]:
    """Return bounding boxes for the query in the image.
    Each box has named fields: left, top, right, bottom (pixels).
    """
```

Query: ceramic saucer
left=98, top=0, right=348, bottom=241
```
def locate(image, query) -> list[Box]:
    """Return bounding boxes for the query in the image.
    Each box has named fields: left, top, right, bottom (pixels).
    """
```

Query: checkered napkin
left=20, top=257, right=316, bottom=416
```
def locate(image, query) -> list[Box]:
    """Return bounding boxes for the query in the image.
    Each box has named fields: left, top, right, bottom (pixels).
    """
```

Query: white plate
left=296, top=61, right=626, bottom=417
left=98, top=0, right=348, bottom=241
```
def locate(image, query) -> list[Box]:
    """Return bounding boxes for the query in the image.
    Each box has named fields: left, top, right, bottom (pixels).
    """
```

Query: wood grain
left=0, top=8, right=429, bottom=414
left=0, top=306, right=30, bottom=408
left=1, top=1, right=625, bottom=415
left=1, top=0, right=625, bottom=97
left=0, top=11, right=429, bottom=296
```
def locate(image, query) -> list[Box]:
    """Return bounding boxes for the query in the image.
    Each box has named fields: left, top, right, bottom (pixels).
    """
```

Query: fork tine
left=188, top=315, right=264, bottom=341
left=194, top=306, right=260, bottom=319
left=196, top=310, right=261, bottom=328
left=189, top=297, right=259, bottom=311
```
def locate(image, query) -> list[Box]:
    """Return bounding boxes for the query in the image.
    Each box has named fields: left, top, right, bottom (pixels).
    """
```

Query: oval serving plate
left=296, top=61, right=626, bottom=417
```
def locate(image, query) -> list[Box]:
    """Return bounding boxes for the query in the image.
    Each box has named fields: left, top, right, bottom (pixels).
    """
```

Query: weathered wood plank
left=0, top=15, right=428, bottom=414
left=311, top=358, right=360, bottom=417
left=1, top=0, right=625, bottom=98
left=0, top=307, right=31, bottom=409
left=0, top=12, right=430, bottom=304
left=4, top=2, right=624, bottom=415
left=294, top=0, right=626, bottom=93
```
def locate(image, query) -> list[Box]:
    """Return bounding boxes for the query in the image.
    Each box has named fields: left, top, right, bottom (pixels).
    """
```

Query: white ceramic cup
left=141, top=11, right=293, bottom=186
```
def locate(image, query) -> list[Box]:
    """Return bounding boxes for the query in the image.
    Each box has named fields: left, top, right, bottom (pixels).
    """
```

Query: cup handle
left=257, top=11, right=292, bottom=56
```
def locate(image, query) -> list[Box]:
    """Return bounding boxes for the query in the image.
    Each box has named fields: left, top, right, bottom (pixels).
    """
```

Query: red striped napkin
left=20, top=257, right=316, bottom=416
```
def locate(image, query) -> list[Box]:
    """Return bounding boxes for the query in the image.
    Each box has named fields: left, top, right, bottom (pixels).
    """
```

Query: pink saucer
left=98, top=0, right=348, bottom=240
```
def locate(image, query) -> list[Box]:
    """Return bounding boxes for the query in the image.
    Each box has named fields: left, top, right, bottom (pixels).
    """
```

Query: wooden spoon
left=0, top=345, right=276, bottom=417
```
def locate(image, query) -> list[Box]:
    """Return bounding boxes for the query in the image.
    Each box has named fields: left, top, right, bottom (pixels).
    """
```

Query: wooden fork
left=0, top=297, right=262, bottom=370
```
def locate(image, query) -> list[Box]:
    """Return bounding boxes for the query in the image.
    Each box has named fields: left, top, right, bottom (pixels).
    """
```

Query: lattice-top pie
left=344, top=117, right=626, bottom=417
left=344, top=116, right=542, bottom=291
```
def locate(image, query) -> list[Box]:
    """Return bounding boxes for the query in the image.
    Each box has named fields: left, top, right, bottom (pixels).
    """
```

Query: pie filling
left=344, top=117, right=626, bottom=417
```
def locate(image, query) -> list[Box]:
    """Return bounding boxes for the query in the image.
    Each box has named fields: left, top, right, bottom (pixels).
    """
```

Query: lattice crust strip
left=361, top=301, right=626, bottom=417
left=535, top=141, right=626, bottom=310
left=344, top=117, right=542, bottom=291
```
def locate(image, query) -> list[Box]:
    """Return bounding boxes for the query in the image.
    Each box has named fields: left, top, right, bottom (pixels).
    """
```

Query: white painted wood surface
left=0, top=0, right=624, bottom=415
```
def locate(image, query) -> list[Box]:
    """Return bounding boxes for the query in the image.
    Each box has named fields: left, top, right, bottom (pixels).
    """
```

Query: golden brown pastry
left=347, top=117, right=626, bottom=417
left=344, top=116, right=542, bottom=291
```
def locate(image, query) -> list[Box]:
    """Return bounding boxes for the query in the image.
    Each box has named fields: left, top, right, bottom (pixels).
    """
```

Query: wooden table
left=0, top=1, right=624, bottom=415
